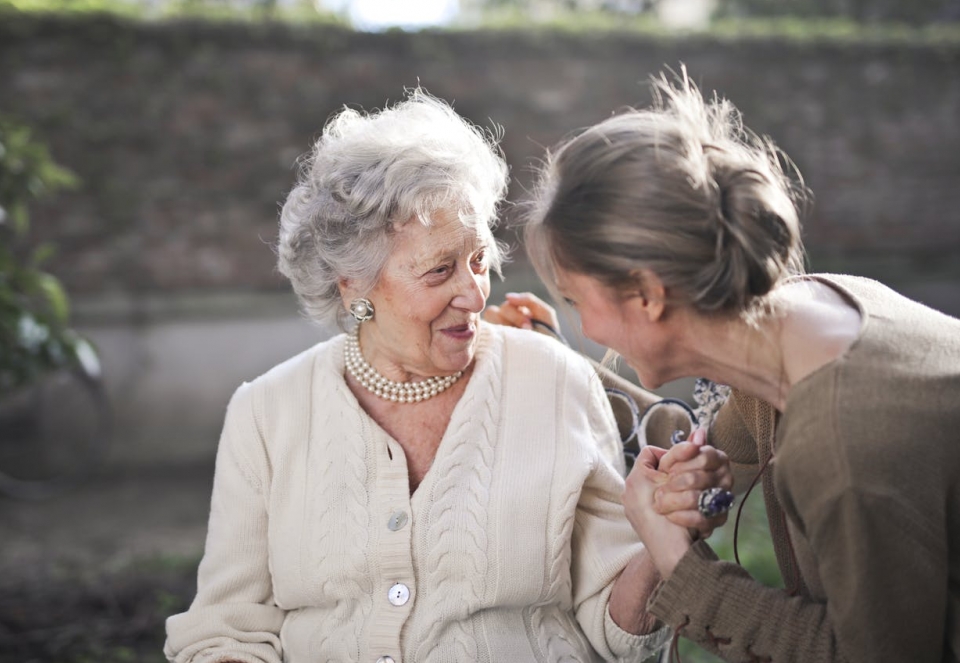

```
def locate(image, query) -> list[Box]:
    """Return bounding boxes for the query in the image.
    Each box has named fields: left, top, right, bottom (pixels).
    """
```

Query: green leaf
left=31, top=242, right=56, bottom=265
left=36, top=272, right=69, bottom=323
left=9, top=201, right=28, bottom=235
left=65, top=332, right=102, bottom=380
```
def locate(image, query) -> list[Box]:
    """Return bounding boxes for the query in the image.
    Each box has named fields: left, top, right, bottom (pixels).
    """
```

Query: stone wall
left=2, top=15, right=958, bottom=465
left=3, top=15, right=959, bottom=297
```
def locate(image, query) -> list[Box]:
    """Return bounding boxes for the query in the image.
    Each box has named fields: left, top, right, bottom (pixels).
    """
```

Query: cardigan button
left=387, top=511, right=408, bottom=531
left=376, top=657, right=395, bottom=663
left=388, top=583, right=410, bottom=606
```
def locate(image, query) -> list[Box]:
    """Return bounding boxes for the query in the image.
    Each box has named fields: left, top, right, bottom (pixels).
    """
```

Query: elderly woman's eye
left=564, top=297, right=577, bottom=307
left=472, top=250, right=488, bottom=271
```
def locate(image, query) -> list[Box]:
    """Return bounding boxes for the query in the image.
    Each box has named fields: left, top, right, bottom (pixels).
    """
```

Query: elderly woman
left=521, top=70, right=960, bottom=662
left=163, top=91, right=729, bottom=663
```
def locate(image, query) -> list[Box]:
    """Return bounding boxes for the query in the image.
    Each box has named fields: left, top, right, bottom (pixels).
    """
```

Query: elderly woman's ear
left=337, top=279, right=352, bottom=304
left=338, top=279, right=362, bottom=309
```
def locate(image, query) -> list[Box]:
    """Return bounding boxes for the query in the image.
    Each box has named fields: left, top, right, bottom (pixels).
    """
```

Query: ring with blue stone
left=698, top=487, right=735, bottom=518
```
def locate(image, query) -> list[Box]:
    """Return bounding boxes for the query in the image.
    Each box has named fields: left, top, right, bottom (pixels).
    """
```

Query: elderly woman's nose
left=452, top=270, right=488, bottom=311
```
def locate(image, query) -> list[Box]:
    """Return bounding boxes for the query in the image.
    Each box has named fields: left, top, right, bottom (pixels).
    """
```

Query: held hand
left=484, top=292, right=560, bottom=335
left=623, top=446, right=695, bottom=579
left=654, top=428, right=734, bottom=539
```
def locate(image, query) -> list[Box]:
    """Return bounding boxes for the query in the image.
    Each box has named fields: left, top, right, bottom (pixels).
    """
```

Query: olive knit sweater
left=647, top=274, right=960, bottom=662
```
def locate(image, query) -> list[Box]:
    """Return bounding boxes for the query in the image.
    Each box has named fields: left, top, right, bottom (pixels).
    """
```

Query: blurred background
left=0, top=0, right=958, bottom=660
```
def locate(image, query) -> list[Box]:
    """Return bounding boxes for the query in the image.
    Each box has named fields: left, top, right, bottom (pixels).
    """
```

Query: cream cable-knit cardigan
left=165, top=324, right=670, bottom=663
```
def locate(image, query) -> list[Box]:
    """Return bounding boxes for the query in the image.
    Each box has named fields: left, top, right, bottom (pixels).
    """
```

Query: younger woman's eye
left=563, top=297, right=577, bottom=308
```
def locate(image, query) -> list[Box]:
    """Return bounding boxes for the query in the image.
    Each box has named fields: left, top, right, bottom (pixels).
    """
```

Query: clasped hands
left=624, top=428, right=733, bottom=578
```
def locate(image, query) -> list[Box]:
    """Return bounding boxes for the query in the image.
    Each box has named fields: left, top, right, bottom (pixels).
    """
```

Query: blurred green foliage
left=0, top=0, right=348, bottom=22
left=464, top=10, right=960, bottom=43
left=2, top=0, right=958, bottom=38
left=714, top=0, right=959, bottom=24
left=466, top=0, right=959, bottom=25
left=0, top=116, right=98, bottom=396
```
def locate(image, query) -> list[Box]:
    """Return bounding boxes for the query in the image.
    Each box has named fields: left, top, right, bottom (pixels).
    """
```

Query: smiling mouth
left=442, top=322, right=475, bottom=335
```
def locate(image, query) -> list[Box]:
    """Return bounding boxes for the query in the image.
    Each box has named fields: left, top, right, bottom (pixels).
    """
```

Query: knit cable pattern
left=309, top=341, right=374, bottom=660
left=414, top=329, right=499, bottom=662
left=527, top=358, right=590, bottom=662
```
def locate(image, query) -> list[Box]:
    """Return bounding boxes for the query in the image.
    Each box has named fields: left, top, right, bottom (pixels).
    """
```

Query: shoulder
left=491, top=323, right=597, bottom=383
left=228, top=334, right=343, bottom=419
left=244, top=334, right=341, bottom=392
left=219, top=335, right=345, bottom=468
left=807, top=273, right=960, bottom=331
left=483, top=324, right=608, bottom=420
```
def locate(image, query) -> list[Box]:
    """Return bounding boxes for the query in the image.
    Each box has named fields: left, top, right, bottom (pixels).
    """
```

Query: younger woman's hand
left=484, top=292, right=560, bottom=335
left=653, top=428, right=734, bottom=538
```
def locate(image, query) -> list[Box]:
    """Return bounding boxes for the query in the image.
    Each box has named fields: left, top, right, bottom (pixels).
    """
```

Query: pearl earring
left=349, top=298, right=374, bottom=323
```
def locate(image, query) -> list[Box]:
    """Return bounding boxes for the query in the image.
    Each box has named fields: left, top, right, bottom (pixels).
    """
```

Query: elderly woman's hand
left=623, top=445, right=696, bottom=579
left=653, top=428, right=734, bottom=539
left=484, top=292, right=560, bottom=335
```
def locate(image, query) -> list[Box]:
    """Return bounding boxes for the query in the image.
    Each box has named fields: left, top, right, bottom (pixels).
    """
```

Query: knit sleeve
left=648, top=540, right=845, bottom=662
left=164, top=383, right=285, bottom=663
left=570, top=378, right=671, bottom=662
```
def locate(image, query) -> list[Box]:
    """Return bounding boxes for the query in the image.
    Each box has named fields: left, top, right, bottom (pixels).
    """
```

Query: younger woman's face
left=555, top=269, right=673, bottom=389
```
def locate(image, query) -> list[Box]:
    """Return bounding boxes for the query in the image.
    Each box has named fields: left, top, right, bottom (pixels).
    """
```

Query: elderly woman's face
left=358, top=209, right=491, bottom=379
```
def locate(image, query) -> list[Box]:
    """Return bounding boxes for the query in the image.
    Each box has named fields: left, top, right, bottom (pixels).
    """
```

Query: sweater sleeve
left=650, top=467, right=948, bottom=663
left=164, top=383, right=285, bottom=663
left=570, top=378, right=672, bottom=662
left=648, top=540, right=843, bottom=662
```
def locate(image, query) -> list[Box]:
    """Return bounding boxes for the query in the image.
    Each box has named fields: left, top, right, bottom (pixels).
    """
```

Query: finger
left=666, top=446, right=730, bottom=475
left=632, top=447, right=670, bottom=485
left=657, top=441, right=701, bottom=473
left=654, top=487, right=703, bottom=515
left=505, top=292, right=560, bottom=328
left=664, top=468, right=734, bottom=492
left=494, top=302, right=534, bottom=330
left=655, top=489, right=733, bottom=530
left=482, top=305, right=504, bottom=324
left=689, top=427, right=708, bottom=447
left=637, top=445, right=670, bottom=468
left=665, top=509, right=729, bottom=534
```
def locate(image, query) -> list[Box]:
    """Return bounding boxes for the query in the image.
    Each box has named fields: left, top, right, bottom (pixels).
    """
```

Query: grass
left=0, top=555, right=199, bottom=663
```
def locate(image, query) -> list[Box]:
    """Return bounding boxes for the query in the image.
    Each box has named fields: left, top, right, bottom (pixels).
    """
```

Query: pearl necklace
left=344, top=329, right=463, bottom=404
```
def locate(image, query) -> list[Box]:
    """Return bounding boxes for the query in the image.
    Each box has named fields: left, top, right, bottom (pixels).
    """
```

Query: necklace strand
left=344, top=329, right=462, bottom=404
